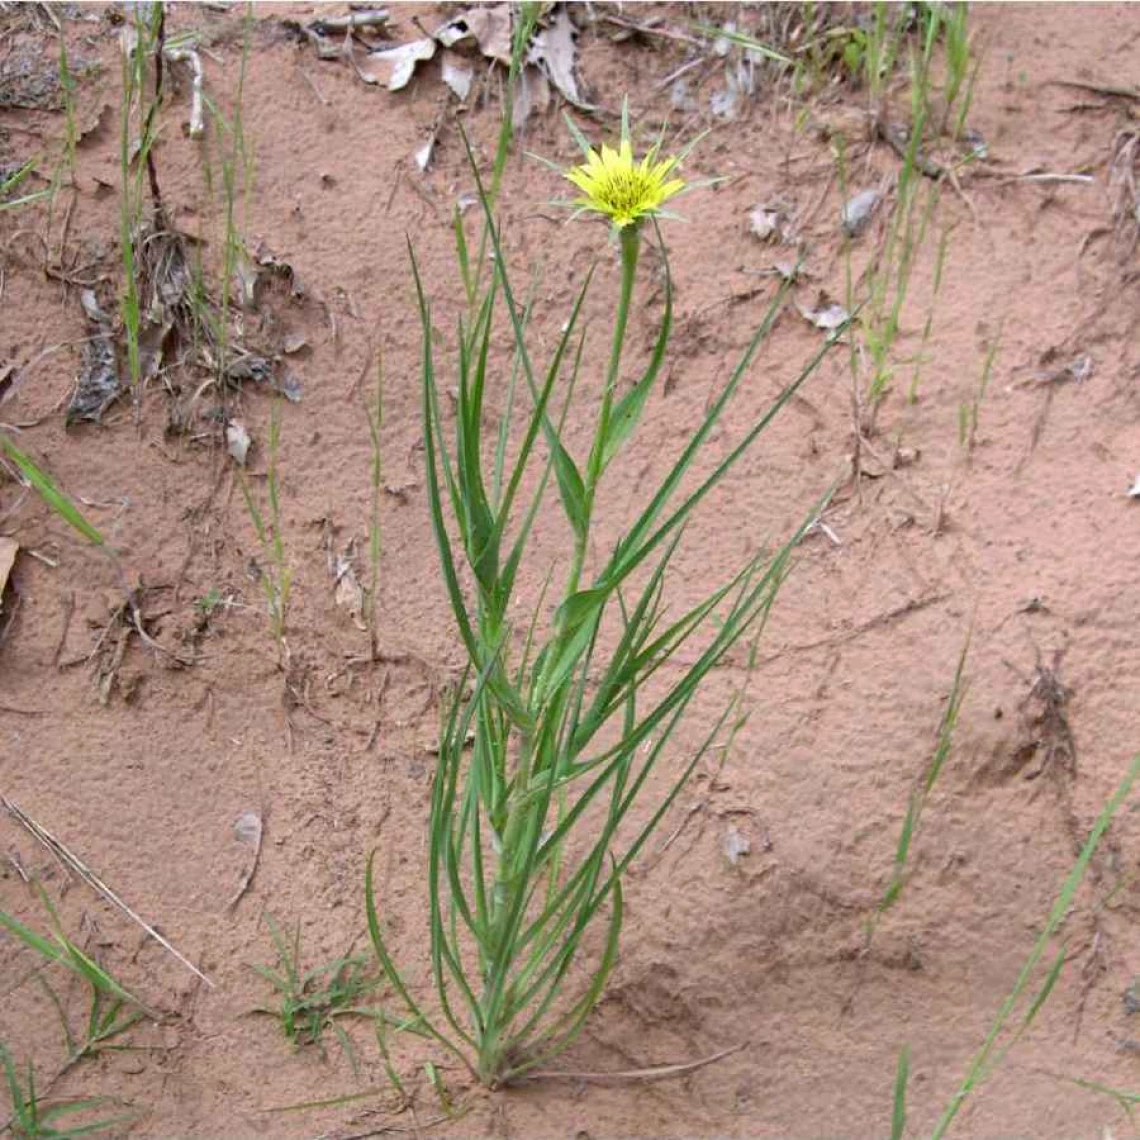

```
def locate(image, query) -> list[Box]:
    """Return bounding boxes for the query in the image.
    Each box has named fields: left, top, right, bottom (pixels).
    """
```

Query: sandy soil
left=5, top=3, right=1140, bottom=1137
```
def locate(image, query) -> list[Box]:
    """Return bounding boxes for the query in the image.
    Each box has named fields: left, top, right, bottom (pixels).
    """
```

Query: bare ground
left=4, top=3, right=1140, bottom=1137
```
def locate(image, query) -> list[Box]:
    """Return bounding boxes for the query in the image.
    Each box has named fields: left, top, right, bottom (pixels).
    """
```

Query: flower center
left=596, top=167, right=655, bottom=216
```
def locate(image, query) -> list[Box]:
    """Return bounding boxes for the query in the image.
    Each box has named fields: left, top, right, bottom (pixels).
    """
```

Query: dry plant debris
left=293, top=3, right=587, bottom=124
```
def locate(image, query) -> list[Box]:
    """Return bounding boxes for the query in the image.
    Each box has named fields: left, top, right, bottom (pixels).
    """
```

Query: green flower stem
left=471, top=226, right=641, bottom=1081
left=567, top=223, right=641, bottom=597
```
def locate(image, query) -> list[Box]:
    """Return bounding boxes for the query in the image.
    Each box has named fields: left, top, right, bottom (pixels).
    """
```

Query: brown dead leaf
left=527, top=7, right=590, bottom=108
left=355, top=38, right=436, bottom=90
left=436, top=7, right=512, bottom=63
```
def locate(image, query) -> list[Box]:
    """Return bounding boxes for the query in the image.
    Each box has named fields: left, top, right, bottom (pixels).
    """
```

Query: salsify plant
left=367, top=107, right=848, bottom=1087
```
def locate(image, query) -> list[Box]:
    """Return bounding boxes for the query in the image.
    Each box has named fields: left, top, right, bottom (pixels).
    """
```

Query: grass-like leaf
left=926, top=753, right=1140, bottom=1138
left=0, top=435, right=104, bottom=546
left=0, top=1045, right=135, bottom=1139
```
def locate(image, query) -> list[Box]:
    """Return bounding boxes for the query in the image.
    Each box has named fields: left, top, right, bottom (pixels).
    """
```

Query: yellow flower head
left=564, top=129, right=685, bottom=231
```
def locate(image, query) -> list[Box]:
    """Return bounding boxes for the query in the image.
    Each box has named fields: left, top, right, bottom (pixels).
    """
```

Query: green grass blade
left=891, top=1045, right=910, bottom=1140
left=930, top=753, right=1140, bottom=1138
left=0, top=436, right=104, bottom=545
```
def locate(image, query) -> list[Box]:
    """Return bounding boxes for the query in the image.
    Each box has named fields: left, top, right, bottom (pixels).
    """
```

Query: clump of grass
left=238, top=401, right=291, bottom=654
left=907, top=218, right=955, bottom=403
left=940, top=1, right=981, bottom=142
left=0, top=434, right=104, bottom=547
left=198, top=9, right=254, bottom=387
left=56, top=33, right=79, bottom=185
left=892, top=753, right=1140, bottom=1136
left=366, top=105, right=847, bottom=1087
left=890, top=1044, right=910, bottom=1140
left=363, top=351, right=384, bottom=660
left=825, top=4, right=979, bottom=430
left=118, top=2, right=164, bottom=411
left=1048, top=1074, right=1140, bottom=1125
left=0, top=1045, right=132, bottom=1140
left=850, top=8, right=944, bottom=421
left=252, top=916, right=384, bottom=1073
left=0, top=890, right=152, bottom=1067
left=959, top=323, right=1003, bottom=452
left=180, top=13, right=293, bottom=661
left=0, top=158, right=51, bottom=212
left=879, top=635, right=970, bottom=915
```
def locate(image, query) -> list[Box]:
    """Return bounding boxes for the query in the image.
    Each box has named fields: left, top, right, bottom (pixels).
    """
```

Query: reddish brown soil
left=5, top=3, right=1140, bottom=1137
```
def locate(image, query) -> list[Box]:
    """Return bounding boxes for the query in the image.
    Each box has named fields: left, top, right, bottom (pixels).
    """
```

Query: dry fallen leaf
left=749, top=204, right=782, bottom=242
left=1128, top=474, right=1140, bottom=499
left=334, top=554, right=367, bottom=631
left=841, top=188, right=880, bottom=237
left=435, top=7, right=511, bottom=62
left=226, top=421, right=251, bottom=466
left=68, top=289, right=120, bottom=425
left=275, top=368, right=303, bottom=405
left=441, top=49, right=474, bottom=101
left=228, top=809, right=264, bottom=911
left=356, top=38, right=436, bottom=91
left=415, top=134, right=435, bottom=172
left=710, top=84, right=739, bottom=121
left=724, top=826, right=751, bottom=866
left=671, top=77, right=698, bottom=113
left=1036, top=353, right=1093, bottom=385
left=233, top=250, right=260, bottom=310
left=798, top=299, right=849, bottom=331
left=234, top=809, right=262, bottom=849
left=511, top=65, right=550, bottom=130
left=527, top=7, right=590, bottom=107
left=0, top=537, right=18, bottom=615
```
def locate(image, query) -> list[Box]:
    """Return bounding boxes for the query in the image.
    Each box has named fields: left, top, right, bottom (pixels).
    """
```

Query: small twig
left=0, top=703, right=47, bottom=716
left=5, top=850, right=29, bottom=883
left=654, top=56, right=705, bottom=91
left=648, top=800, right=704, bottom=866
left=298, top=66, right=328, bottom=105
left=58, top=600, right=123, bottom=669
left=757, top=592, right=951, bottom=665
left=1046, top=79, right=1140, bottom=102
left=806, top=516, right=843, bottom=546
left=998, top=172, right=1095, bottom=186
left=309, top=8, right=390, bottom=34
left=1, top=797, right=215, bottom=988
left=598, top=13, right=704, bottom=46
left=53, top=591, right=75, bottom=666
left=525, top=1041, right=747, bottom=1084
left=313, top=1115, right=450, bottom=1140
left=346, top=340, right=376, bottom=399
left=126, top=591, right=194, bottom=667
left=23, top=547, right=58, bottom=568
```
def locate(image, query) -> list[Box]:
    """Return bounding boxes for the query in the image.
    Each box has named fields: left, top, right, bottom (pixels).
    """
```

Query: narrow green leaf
left=550, top=435, right=587, bottom=540
left=930, top=753, right=1140, bottom=1139
left=0, top=435, right=104, bottom=545
left=601, top=224, right=673, bottom=469
left=891, top=1045, right=910, bottom=1140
